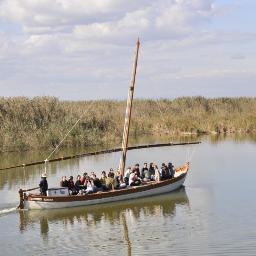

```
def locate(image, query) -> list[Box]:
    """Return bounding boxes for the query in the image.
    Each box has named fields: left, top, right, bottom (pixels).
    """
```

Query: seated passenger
left=168, top=162, right=175, bottom=178
left=100, top=171, right=108, bottom=191
left=114, top=176, right=120, bottom=189
left=124, top=167, right=131, bottom=185
left=90, top=171, right=95, bottom=179
left=100, top=171, right=107, bottom=186
left=149, top=163, right=155, bottom=180
left=141, top=162, right=150, bottom=181
left=91, top=174, right=103, bottom=191
left=108, top=168, right=115, bottom=178
left=134, top=163, right=141, bottom=178
left=68, top=176, right=77, bottom=195
left=80, top=172, right=87, bottom=184
left=113, top=169, right=121, bottom=189
left=154, top=165, right=160, bottom=182
left=115, top=169, right=121, bottom=177
left=75, top=175, right=83, bottom=191
left=83, top=177, right=89, bottom=190
left=84, top=178, right=97, bottom=194
left=129, top=169, right=142, bottom=186
left=105, top=176, right=114, bottom=190
left=161, top=163, right=170, bottom=180
left=60, top=176, right=69, bottom=187
left=113, top=169, right=126, bottom=189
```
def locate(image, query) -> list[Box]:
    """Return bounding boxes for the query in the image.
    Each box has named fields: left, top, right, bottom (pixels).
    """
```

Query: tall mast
left=118, top=38, right=140, bottom=177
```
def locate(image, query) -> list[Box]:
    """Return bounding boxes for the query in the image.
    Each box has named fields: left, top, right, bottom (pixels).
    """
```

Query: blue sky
left=0, top=0, right=255, bottom=100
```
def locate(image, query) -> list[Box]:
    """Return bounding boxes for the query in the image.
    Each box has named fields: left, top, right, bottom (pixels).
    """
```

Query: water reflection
left=207, top=133, right=256, bottom=144
left=121, top=212, right=132, bottom=256
left=19, top=187, right=189, bottom=239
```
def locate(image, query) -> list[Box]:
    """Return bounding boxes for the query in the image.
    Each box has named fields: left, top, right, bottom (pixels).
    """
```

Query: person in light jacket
left=154, top=165, right=160, bottom=182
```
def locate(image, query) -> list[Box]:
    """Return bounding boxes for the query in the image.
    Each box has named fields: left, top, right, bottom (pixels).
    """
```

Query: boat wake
left=0, top=207, right=17, bottom=217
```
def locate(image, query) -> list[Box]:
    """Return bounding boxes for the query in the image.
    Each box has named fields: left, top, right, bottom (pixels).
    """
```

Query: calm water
left=0, top=136, right=256, bottom=256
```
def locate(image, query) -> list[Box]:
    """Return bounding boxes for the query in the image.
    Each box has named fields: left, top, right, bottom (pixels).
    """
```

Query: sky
left=0, top=0, right=256, bottom=100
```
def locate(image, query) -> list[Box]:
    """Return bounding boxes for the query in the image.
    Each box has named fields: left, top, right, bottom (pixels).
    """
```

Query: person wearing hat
left=39, top=173, right=48, bottom=196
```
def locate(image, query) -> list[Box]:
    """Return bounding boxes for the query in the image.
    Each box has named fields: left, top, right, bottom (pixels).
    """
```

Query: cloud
left=0, top=0, right=255, bottom=99
left=0, top=0, right=218, bottom=57
left=0, top=0, right=152, bottom=33
left=0, top=0, right=215, bottom=37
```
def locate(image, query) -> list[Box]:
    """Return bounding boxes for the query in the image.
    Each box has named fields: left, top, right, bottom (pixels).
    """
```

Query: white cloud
left=0, top=0, right=215, bottom=37
left=0, top=0, right=255, bottom=99
left=155, top=0, right=214, bottom=27
left=0, top=0, right=217, bottom=56
left=0, top=0, right=152, bottom=33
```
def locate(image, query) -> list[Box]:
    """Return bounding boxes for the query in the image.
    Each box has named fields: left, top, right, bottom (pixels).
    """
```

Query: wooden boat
left=19, top=186, right=189, bottom=228
left=19, top=165, right=189, bottom=210
left=18, top=39, right=190, bottom=210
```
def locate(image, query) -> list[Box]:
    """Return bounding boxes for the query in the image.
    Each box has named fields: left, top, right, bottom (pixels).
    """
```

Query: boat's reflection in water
left=19, top=186, right=189, bottom=255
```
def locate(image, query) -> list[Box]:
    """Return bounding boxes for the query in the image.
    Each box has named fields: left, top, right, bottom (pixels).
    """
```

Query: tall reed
left=0, top=96, right=255, bottom=152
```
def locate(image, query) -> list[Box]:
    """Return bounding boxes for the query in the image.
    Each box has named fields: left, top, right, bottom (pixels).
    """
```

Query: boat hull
left=24, top=173, right=187, bottom=210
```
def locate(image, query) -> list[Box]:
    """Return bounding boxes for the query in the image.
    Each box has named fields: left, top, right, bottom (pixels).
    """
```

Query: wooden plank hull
left=24, top=172, right=187, bottom=210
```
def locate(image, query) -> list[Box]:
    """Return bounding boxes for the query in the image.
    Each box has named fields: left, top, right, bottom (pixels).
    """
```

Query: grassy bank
left=0, top=96, right=255, bottom=152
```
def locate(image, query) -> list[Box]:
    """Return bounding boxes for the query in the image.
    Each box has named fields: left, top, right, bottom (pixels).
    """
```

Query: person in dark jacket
left=39, top=173, right=48, bottom=196
left=75, top=175, right=83, bottom=191
left=168, top=162, right=175, bottom=178
left=161, top=163, right=170, bottom=180
left=134, top=163, right=140, bottom=178
left=60, top=176, right=69, bottom=187
left=68, top=176, right=77, bottom=195
left=148, top=162, right=155, bottom=180
left=91, top=174, right=103, bottom=190
left=108, top=168, right=115, bottom=178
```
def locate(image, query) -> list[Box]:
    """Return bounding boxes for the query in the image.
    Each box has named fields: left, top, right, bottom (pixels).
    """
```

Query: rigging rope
left=45, top=119, right=81, bottom=162
left=187, top=144, right=198, bottom=162
left=44, top=101, right=95, bottom=162
left=185, top=143, right=198, bottom=162
left=42, top=101, right=96, bottom=175
left=43, top=118, right=81, bottom=175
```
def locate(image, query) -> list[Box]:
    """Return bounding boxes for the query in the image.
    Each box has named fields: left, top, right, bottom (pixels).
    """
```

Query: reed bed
left=0, top=96, right=255, bottom=152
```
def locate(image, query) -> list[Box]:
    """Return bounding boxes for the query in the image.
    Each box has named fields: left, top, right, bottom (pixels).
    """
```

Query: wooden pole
left=118, top=39, right=140, bottom=177
left=17, top=189, right=24, bottom=209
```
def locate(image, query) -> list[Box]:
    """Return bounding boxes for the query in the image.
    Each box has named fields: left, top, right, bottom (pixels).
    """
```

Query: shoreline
left=0, top=131, right=255, bottom=154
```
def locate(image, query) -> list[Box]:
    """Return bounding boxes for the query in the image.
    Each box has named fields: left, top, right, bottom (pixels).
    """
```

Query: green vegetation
left=0, top=96, right=255, bottom=152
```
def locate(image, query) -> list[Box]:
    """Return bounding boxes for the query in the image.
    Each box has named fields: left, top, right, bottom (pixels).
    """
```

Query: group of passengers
left=60, top=162, right=175, bottom=195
